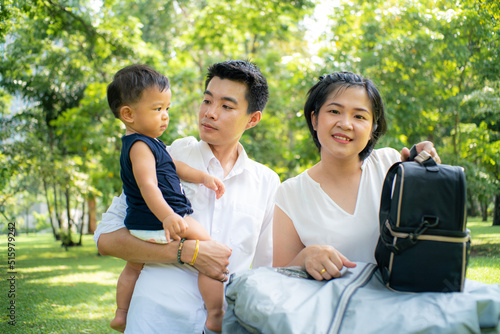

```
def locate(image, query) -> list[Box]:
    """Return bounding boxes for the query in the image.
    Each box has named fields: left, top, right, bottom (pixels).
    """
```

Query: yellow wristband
left=189, top=240, right=200, bottom=266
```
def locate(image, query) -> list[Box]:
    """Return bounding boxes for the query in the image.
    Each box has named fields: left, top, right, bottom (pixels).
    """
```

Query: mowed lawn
left=1, top=233, right=124, bottom=333
left=1, top=217, right=499, bottom=333
left=467, top=218, right=500, bottom=284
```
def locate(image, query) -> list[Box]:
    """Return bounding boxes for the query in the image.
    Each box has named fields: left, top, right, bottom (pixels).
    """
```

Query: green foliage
left=243, top=53, right=320, bottom=180
left=313, top=0, right=499, bottom=219
left=1, top=0, right=499, bottom=231
left=33, top=211, right=51, bottom=231
left=0, top=0, right=318, bottom=230
left=0, top=0, right=166, bottom=240
left=317, top=0, right=499, bottom=146
left=454, top=81, right=500, bottom=214
left=0, top=0, right=18, bottom=43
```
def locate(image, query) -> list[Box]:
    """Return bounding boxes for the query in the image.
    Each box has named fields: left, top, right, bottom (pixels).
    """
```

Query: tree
left=0, top=0, right=162, bottom=244
left=157, top=0, right=317, bottom=180
left=4, top=0, right=497, bottom=238
left=459, top=82, right=500, bottom=225
left=0, top=0, right=317, bottom=246
left=315, top=0, right=500, bottom=221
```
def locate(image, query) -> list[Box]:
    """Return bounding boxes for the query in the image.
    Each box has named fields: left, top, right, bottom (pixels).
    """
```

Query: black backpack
left=375, top=146, right=470, bottom=292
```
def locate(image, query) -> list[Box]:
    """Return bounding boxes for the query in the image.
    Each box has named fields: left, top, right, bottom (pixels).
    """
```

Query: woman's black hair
left=304, top=72, right=387, bottom=160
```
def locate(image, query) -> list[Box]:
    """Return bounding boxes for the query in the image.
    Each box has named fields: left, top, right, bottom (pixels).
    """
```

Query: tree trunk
left=65, top=186, right=73, bottom=241
left=493, top=194, right=500, bottom=226
left=25, top=209, right=30, bottom=234
left=77, top=199, right=86, bottom=245
left=1, top=211, right=13, bottom=225
left=43, top=179, right=59, bottom=240
left=87, top=197, right=97, bottom=234
left=467, top=193, right=478, bottom=217
left=60, top=186, right=76, bottom=250
left=53, top=183, right=63, bottom=230
left=481, top=200, right=488, bottom=222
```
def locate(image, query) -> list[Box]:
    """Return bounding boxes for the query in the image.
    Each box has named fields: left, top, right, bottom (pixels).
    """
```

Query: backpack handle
left=409, top=145, right=439, bottom=171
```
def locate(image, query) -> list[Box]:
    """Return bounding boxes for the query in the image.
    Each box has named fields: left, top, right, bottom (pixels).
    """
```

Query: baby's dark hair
left=205, top=60, right=269, bottom=114
left=107, top=64, right=170, bottom=119
left=304, top=72, right=387, bottom=160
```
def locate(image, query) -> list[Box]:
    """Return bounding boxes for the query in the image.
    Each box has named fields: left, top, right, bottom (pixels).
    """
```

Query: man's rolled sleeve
left=93, top=192, right=128, bottom=246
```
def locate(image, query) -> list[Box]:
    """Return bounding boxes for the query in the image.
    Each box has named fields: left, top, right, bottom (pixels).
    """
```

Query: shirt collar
left=199, top=140, right=248, bottom=178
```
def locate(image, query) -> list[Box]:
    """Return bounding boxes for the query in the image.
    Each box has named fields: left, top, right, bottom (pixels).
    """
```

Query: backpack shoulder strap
left=379, top=162, right=402, bottom=229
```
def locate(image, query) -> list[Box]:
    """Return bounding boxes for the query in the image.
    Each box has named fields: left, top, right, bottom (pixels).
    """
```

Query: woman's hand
left=401, top=141, right=441, bottom=164
left=302, top=245, right=356, bottom=281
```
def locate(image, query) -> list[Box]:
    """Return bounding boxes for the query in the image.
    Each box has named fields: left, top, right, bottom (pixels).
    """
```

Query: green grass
left=467, top=217, right=500, bottom=284
left=0, top=218, right=498, bottom=333
left=1, top=234, right=124, bottom=333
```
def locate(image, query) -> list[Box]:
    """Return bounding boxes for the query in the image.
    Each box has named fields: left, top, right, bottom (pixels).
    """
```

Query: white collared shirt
left=93, top=136, right=280, bottom=333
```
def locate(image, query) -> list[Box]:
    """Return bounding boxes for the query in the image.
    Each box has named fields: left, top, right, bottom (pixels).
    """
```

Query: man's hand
left=182, top=240, right=232, bottom=281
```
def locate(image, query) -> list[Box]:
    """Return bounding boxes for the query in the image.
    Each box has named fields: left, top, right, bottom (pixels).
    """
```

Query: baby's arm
left=173, top=159, right=225, bottom=199
left=130, top=141, right=187, bottom=241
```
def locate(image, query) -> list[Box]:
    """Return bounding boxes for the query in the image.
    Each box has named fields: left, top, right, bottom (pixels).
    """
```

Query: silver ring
left=220, top=274, right=227, bottom=282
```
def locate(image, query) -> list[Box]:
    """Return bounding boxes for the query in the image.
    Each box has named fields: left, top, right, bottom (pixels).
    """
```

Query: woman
left=273, top=72, right=441, bottom=280
left=222, top=73, right=499, bottom=334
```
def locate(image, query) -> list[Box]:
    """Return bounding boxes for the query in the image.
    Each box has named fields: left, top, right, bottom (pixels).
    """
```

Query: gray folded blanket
left=223, top=263, right=500, bottom=334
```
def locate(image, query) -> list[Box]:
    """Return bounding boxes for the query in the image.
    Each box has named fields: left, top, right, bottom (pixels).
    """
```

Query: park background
left=0, top=0, right=499, bottom=333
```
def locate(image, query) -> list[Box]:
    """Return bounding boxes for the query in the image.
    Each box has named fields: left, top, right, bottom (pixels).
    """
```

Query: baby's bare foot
left=110, top=308, right=127, bottom=333
left=205, top=309, right=224, bottom=333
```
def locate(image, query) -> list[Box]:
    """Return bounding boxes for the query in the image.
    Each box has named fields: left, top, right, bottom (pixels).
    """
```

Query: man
left=94, top=60, right=280, bottom=333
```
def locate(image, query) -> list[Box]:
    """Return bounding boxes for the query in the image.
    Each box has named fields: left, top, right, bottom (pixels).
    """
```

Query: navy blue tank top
left=120, top=133, right=193, bottom=230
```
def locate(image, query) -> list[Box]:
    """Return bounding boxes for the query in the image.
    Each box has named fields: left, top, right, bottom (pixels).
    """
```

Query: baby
left=106, top=64, right=225, bottom=333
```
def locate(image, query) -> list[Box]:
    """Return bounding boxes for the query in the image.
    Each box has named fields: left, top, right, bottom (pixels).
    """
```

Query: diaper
left=129, top=229, right=170, bottom=244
